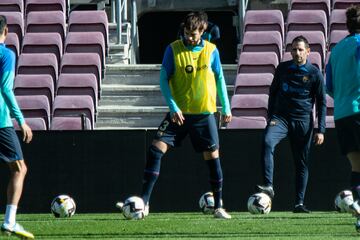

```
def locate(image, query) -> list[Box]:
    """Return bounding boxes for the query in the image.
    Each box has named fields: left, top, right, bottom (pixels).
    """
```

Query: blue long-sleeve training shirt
left=0, top=43, right=24, bottom=128
left=159, top=39, right=230, bottom=115
left=268, top=60, right=326, bottom=133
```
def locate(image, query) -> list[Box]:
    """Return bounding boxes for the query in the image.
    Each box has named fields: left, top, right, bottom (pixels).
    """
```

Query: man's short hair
left=346, top=5, right=360, bottom=34
left=183, top=11, right=208, bottom=32
left=0, top=15, right=7, bottom=35
left=292, top=35, right=310, bottom=49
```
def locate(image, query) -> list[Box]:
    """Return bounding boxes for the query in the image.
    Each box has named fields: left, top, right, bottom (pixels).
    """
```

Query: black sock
left=206, top=158, right=223, bottom=209
left=141, top=145, right=163, bottom=205
left=351, top=171, right=360, bottom=201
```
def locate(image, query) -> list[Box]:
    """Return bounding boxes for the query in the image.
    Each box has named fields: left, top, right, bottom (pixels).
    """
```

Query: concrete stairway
left=95, top=64, right=237, bottom=129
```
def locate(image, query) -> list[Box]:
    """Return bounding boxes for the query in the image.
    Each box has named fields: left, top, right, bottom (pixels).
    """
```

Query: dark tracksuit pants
left=261, top=115, right=313, bottom=205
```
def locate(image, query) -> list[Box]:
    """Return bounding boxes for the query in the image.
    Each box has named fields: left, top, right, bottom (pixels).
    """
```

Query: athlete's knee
left=8, top=160, right=27, bottom=176
left=152, top=140, right=169, bottom=154
left=203, top=149, right=219, bottom=160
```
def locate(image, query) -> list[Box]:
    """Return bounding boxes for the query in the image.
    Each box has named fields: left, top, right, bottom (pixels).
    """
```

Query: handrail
left=238, top=0, right=249, bottom=43
left=130, top=0, right=139, bottom=63
left=115, top=0, right=127, bottom=44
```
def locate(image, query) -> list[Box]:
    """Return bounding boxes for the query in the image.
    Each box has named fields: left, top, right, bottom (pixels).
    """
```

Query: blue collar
left=289, top=60, right=310, bottom=72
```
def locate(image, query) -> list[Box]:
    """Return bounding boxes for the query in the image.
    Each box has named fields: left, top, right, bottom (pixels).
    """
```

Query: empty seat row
left=0, top=0, right=66, bottom=16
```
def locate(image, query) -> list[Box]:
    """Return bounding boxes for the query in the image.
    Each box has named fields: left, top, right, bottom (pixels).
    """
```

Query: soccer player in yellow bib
left=141, top=11, right=231, bottom=219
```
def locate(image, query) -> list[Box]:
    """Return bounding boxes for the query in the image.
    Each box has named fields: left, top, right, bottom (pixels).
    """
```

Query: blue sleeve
left=315, top=71, right=326, bottom=133
left=211, top=48, right=231, bottom=115
left=159, top=46, right=180, bottom=113
left=325, top=61, right=333, bottom=97
left=356, top=35, right=360, bottom=62
left=0, top=50, right=24, bottom=125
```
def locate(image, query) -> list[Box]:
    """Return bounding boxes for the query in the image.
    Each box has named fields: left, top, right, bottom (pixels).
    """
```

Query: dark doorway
left=138, top=11, right=238, bottom=64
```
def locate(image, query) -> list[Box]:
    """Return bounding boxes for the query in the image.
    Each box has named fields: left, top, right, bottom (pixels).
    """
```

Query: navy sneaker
left=256, top=185, right=275, bottom=199
left=293, top=205, right=311, bottom=213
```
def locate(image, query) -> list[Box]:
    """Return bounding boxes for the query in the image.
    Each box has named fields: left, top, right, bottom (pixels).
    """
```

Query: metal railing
left=238, top=0, right=249, bottom=43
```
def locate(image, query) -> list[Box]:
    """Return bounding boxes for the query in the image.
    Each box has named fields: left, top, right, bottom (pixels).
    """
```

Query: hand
left=314, top=133, right=324, bottom=146
left=222, top=114, right=232, bottom=123
left=20, top=123, right=33, bottom=143
left=171, top=111, right=185, bottom=126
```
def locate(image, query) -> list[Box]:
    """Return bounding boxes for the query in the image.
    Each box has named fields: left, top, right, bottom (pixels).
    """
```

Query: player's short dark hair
left=183, top=11, right=208, bottom=32
left=292, top=35, right=310, bottom=49
left=346, top=5, right=360, bottom=34
left=0, top=15, right=7, bottom=35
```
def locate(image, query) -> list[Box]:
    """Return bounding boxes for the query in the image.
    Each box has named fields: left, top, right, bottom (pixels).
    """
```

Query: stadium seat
left=68, top=10, right=109, bottom=55
left=57, top=73, right=98, bottom=111
left=281, top=52, right=323, bottom=70
left=333, top=0, right=360, bottom=9
left=50, top=116, right=92, bottom=130
left=329, top=30, right=348, bottom=51
left=227, top=116, right=267, bottom=129
left=14, top=74, right=54, bottom=109
left=17, top=53, right=58, bottom=88
left=60, top=53, right=102, bottom=96
left=65, top=31, right=105, bottom=71
left=12, top=117, right=47, bottom=130
left=0, top=0, right=23, bottom=13
left=290, top=0, right=330, bottom=21
left=238, top=52, right=279, bottom=75
left=25, top=0, right=66, bottom=16
left=16, top=95, right=50, bottom=129
left=329, top=9, right=347, bottom=32
left=26, top=11, right=66, bottom=43
left=4, top=32, right=19, bottom=57
left=285, top=31, right=326, bottom=65
left=230, top=94, right=269, bottom=118
left=241, top=31, right=283, bottom=61
left=286, top=10, right=328, bottom=40
left=244, top=10, right=285, bottom=41
left=0, top=12, right=23, bottom=44
left=22, top=32, right=63, bottom=68
left=234, top=73, right=273, bottom=95
left=53, top=95, right=95, bottom=129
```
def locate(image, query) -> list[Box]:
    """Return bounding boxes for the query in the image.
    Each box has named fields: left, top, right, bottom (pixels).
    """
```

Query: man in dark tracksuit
left=256, top=36, right=327, bottom=213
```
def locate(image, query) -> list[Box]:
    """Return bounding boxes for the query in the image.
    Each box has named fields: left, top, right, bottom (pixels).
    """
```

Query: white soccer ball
left=334, top=190, right=354, bottom=213
left=247, top=192, right=272, bottom=214
left=123, top=196, right=145, bottom=220
left=199, top=192, right=215, bottom=214
left=51, top=195, right=76, bottom=218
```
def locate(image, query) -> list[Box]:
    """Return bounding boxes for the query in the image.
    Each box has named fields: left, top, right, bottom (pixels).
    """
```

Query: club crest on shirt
left=185, top=65, right=194, bottom=73
left=302, top=76, right=309, bottom=82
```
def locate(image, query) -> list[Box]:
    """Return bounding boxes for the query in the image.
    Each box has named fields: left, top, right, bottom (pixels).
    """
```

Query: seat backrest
left=244, top=10, right=285, bottom=41
left=12, top=117, right=47, bottom=130
left=238, top=52, right=279, bottom=75
left=60, top=53, right=102, bottom=96
left=285, top=31, right=326, bottom=65
left=26, top=11, right=66, bottom=42
left=50, top=116, right=92, bottom=130
left=68, top=10, right=109, bottom=54
left=16, top=95, right=50, bottom=129
left=287, top=10, right=328, bottom=40
left=22, top=32, right=63, bottom=68
left=227, top=116, right=267, bottom=129
left=25, top=0, right=65, bottom=16
left=0, top=0, right=23, bottom=13
left=234, top=73, right=273, bottom=95
left=65, top=31, right=105, bottom=70
left=4, top=32, right=19, bottom=57
left=333, top=0, right=360, bottom=9
left=281, top=51, right=323, bottom=70
left=17, top=53, right=58, bottom=87
left=290, top=0, right=330, bottom=20
left=330, top=9, right=347, bottom=32
left=230, top=94, right=269, bottom=117
left=241, top=31, right=283, bottom=61
left=57, top=73, right=98, bottom=110
left=53, top=95, right=95, bottom=129
left=329, top=30, right=349, bottom=51
left=14, top=74, right=54, bottom=108
left=0, top=11, right=23, bottom=44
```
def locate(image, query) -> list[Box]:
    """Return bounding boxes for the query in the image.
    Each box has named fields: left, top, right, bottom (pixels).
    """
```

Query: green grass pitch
left=2, top=212, right=360, bottom=239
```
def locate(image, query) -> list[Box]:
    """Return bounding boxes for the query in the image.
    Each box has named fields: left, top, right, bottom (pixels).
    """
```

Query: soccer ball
left=247, top=192, right=272, bottom=214
left=199, top=192, right=215, bottom=214
left=334, top=190, right=354, bottom=213
left=122, top=196, right=145, bottom=220
left=51, top=195, right=76, bottom=218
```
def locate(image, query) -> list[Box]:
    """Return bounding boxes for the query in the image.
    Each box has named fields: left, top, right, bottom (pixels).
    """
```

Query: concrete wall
left=0, top=129, right=350, bottom=213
